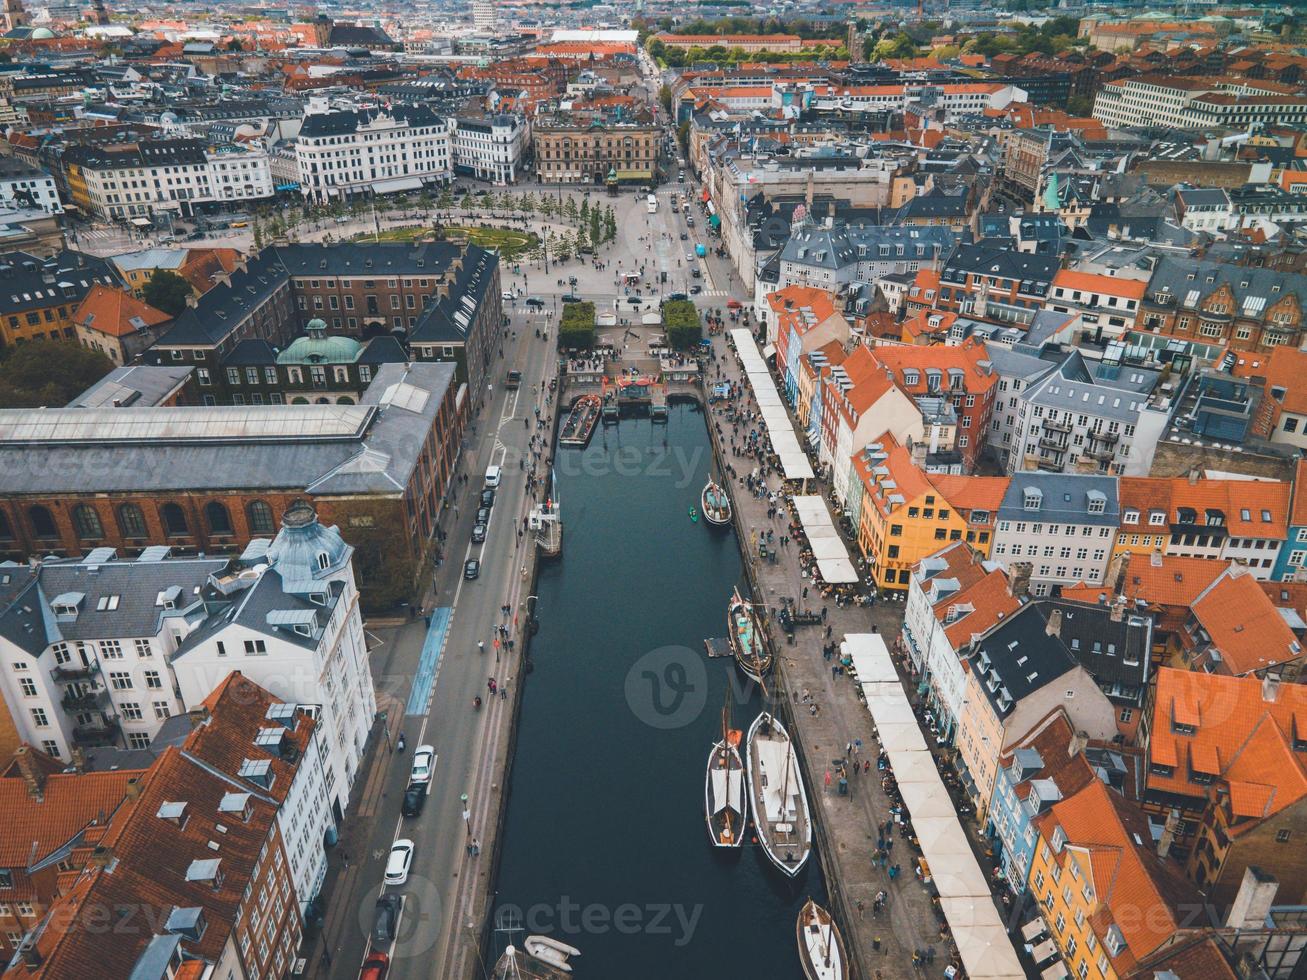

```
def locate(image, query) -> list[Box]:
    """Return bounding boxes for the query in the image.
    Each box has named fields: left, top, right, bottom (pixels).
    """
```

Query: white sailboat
left=796, top=899, right=848, bottom=980
left=704, top=692, right=746, bottom=848
left=745, top=712, right=811, bottom=877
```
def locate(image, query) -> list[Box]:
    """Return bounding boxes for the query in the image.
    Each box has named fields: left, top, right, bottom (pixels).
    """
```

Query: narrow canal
left=491, top=402, right=827, bottom=978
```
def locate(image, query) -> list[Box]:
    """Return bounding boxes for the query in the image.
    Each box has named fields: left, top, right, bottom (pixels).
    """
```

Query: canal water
left=492, top=402, right=827, bottom=978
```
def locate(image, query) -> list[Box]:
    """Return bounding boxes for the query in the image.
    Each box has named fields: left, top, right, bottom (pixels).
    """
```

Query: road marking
left=406, top=608, right=453, bottom=716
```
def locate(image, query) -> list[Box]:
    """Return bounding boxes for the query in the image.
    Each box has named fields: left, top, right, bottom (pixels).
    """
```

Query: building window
left=1277, top=829, right=1293, bottom=843
left=120, top=702, right=143, bottom=721
left=144, top=671, right=162, bottom=689
left=127, top=733, right=151, bottom=750
left=18, top=678, right=36, bottom=697
left=153, top=701, right=171, bottom=720
left=117, top=504, right=148, bottom=539
left=160, top=503, right=188, bottom=536
left=71, top=505, right=103, bottom=540
left=205, top=501, right=233, bottom=535
left=30, top=708, right=47, bottom=727
left=244, top=640, right=267, bottom=656
left=109, top=672, right=132, bottom=690
left=28, top=506, right=56, bottom=539
left=248, top=500, right=275, bottom=534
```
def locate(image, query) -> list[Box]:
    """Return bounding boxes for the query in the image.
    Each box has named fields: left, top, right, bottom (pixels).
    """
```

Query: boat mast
left=721, top=689, right=734, bottom=843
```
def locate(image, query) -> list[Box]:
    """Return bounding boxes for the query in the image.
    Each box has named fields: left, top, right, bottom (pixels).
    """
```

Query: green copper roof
left=277, top=334, right=364, bottom=365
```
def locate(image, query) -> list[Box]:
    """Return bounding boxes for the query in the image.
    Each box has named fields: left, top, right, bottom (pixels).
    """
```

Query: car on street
left=372, top=894, right=402, bottom=946
left=525, top=296, right=545, bottom=308
left=627, top=297, right=643, bottom=307
left=686, top=253, right=696, bottom=262
left=484, top=464, right=501, bottom=488
left=385, top=840, right=414, bottom=885
left=562, top=293, right=581, bottom=303
left=666, top=292, right=688, bottom=301
left=480, top=488, right=495, bottom=509
left=471, top=523, right=487, bottom=543
left=501, top=291, right=515, bottom=302
left=679, top=232, right=688, bottom=240
left=360, top=952, right=390, bottom=980
left=464, top=559, right=481, bottom=580
left=409, top=745, right=435, bottom=785
left=401, top=784, right=427, bottom=817
left=568, top=276, right=578, bottom=285
left=690, top=285, right=703, bottom=295
left=691, top=268, right=702, bottom=279
left=476, top=506, right=491, bottom=525
left=686, top=216, right=694, bottom=227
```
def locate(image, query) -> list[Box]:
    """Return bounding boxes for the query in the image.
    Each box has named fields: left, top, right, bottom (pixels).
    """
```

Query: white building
left=65, top=139, right=273, bottom=220
left=0, top=502, right=375, bottom=822
left=453, top=114, right=528, bottom=185
left=991, top=473, right=1120, bottom=594
left=0, top=158, right=61, bottom=214
left=172, top=502, right=375, bottom=819
left=472, top=0, right=497, bottom=32
left=1092, top=76, right=1307, bottom=130
left=295, top=103, right=453, bottom=202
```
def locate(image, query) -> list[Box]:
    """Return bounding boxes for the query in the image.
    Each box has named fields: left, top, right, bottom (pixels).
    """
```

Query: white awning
left=730, top=328, right=814, bottom=482
left=130, top=217, right=153, bottom=228
left=372, top=176, right=424, bottom=195
left=762, top=343, right=776, bottom=359
left=1032, top=940, right=1060, bottom=965
left=817, top=557, right=859, bottom=583
left=1021, top=919, right=1048, bottom=943
left=1040, top=963, right=1069, bottom=980
left=792, top=493, right=858, bottom=584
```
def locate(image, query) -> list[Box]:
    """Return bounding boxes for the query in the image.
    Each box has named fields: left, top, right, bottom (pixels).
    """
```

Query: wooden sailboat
left=704, top=689, right=746, bottom=849
left=701, top=478, right=732, bottom=526
left=796, top=899, right=848, bottom=980
left=727, top=588, right=772, bottom=684
left=746, top=711, right=812, bottom=877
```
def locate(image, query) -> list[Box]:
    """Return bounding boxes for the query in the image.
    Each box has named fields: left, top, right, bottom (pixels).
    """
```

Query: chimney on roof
left=1188, top=468, right=1201, bottom=485
left=124, top=776, right=143, bottom=800
left=188, top=705, right=211, bottom=729
left=13, top=746, right=45, bottom=802
left=89, top=844, right=114, bottom=868
left=1263, top=674, right=1281, bottom=704
left=1109, top=594, right=1127, bottom=623
left=1226, top=867, right=1279, bottom=929
left=185, top=291, right=198, bottom=309
left=1045, top=606, right=1063, bottom=638
left=1157, top=807, right=1180, bottom=860
left=1009, top=562, right=1032, bottom=600
left=1068, top=730, right=1088, bottom=758
left=69, top=745, right=87, bottom=774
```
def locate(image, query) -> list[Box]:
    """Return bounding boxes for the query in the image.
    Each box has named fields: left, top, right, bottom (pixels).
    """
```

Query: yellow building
left=1029, top=779, right=1204, bottom=980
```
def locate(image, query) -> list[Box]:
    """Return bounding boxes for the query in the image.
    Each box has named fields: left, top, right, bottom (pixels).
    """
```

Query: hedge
left=558, top=300, right=597, bottom=350
left=662, top=299, right=703, bottom=349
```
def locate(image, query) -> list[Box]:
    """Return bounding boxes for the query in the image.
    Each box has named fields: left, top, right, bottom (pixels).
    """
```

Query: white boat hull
left=745, top=712, right=812, bottom=877
left=704, top=740, right=746, bottom=849
left=524, top=936, right=580, bottom=973
left=797, top=900, right=848, bottom=980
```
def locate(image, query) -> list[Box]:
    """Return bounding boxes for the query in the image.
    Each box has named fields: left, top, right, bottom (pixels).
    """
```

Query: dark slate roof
left=409, top=246, right=498, bottom=345
left=0, top=250, right=121, bottom=316
left=358, top=335, right=408, bottom=364
left=327, top=23, right=398, bottom=47
left=940, top=243, right=1058, bottom=296
left=153, top=249, right=289, bottom=348
left=1146, top=255, right=1307, bottom=311
left=224, top=339, right=278, bottom=366
left=273, top=241, right=463, bottom=278
left=998, top=472, right=1120, bottom=527
left=298, top=103, right=440, bottom=139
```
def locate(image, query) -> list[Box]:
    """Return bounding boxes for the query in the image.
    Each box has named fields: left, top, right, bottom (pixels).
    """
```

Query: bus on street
left=647, top=194, right=658, bottom=214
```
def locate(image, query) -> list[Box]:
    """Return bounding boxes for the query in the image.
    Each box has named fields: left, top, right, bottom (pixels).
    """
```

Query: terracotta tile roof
left=767, top=284, right=839, bottom=335
left=834, top=344, right=895, bottom=416
left=1190, top=570, right=1303, bottom=675
left=178, top=247, right=241, bottom=295
left=1231, top=346, right=1307, bottom=418
left=870, top=337, right=999, bottom=394
left=999, top=710, right=1096, bottom=807
left=1147, top=668, right=1307, bottom=810
left=1033, top=779, right=1202, bottom=974
left=1119, top=475, right=1289, bottom=538
left=1063, top=553, right=1227, bottom=611
left=1137, top=936, right=1237, bottom=979
left=71, top=285, right=170, bottom=339
left=1290, top=458, right=1307, bottom=527
left=1260, top=578, right=1307, bottom=614
left=0, top=747, right=141, bottom=871
left=930, top=475, right=1011, bottom=520
left=942, top=567, right=1021, bottom=648
left=1051, top=269, right=1147, bottom=300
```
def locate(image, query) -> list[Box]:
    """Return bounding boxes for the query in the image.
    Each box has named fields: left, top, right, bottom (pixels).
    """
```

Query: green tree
left=142, top=268, right=193, bottom=316
left=540, top=196, right=557, bottom=220
left=658, top=84, right=673, bottom=114
left=1065, top=95, right=1093, bottom=117
left=438, top=187, right=454, bottom=209
left=589, top=208, right=602, bottom=249
left=604, top=208, right=617, bottom=243
left=579, top=196, right=591, bottom=227
left=661, top=300, right=702, bottom=349
left=0, top=340, right=114, bottom=408
left=676, top=121, right=690, bottom=154
left=558, top=301, right=597, bottom=350
left=563, top=197, right=579, bottom=222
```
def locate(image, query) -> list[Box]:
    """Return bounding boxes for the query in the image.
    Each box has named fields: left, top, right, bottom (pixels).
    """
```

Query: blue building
left=1273, top=459, right=1307, bottom=581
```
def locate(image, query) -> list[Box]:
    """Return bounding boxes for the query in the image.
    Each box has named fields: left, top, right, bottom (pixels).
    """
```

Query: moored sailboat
left=727, top=588, right=772, bottom=684
left=705, top=691, right=746, bottom=849
left=745, top=711, right=811, bottom=877
left=701, top=479, right=732, bottom=526
left=796, top=899, right=848, bottom=980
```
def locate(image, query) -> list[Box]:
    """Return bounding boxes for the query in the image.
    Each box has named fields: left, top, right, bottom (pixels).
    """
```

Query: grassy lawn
left=356, top=225, right=538, bottom=258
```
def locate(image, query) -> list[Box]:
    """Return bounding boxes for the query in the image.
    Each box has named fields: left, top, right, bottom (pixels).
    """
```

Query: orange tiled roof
left=930, top=474, right=1010, bottom=518
left=72, top=285, right=169, bottom=339
left=1148, top=668, right=1307, bottom=813
left=1051, top=269, right=1147, bottom=300
left=1190, top=569, right=1302, bottom=675
left=1232, top=346, right=1307, bottom=418
left=942, top=566, right=1021, bottom=647
left=1033, top=779, right=1202, bottom=974
left=871, top=337, right=999, bottom=395
left=1063, top=553, right=1226, bottom=610
left=1119, top=475, right=1289, bottom=538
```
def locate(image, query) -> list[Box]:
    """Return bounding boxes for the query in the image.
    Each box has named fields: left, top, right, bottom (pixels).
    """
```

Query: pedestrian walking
left=857, top=900, right=865, bottom=919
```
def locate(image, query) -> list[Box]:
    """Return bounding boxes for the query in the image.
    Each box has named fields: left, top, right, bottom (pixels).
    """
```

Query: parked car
left=464, top=559, right=481, bottom=581
left=666, top=292, right=688, bottom=302
left=360, top=952, right=389, bottom=980
left=385, top=840, right=414, bottom=885
left=484, top=464, right=501, bottom=488
left=401, top=784, right=427, bottom=817
left=679, top=232, right=688, bottom=241
left=471, top=523, right=487, bottom=544
left=690, top=285, right=703, bottom=295
left=562, top=293, right=581, bottom=303
left=476, top=506, right=491, bottom=525
left=480, top=488, right=495, bottom=509
left=409, top=745, right=435, bottom=785
left=372, top=894, right=402, bottom=946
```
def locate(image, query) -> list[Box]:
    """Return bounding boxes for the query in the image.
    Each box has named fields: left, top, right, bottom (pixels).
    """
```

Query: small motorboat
left=701, top=479, right=732, bottom=526
left=523, top=936, right=580, bottom=973
left=746, top=711, right=812, bottom=877
left=689, top=506, right=699, bottom=523
left=493, top=944, right=573, bottom=980
left=796, top=899, right=848, bottom=980
left=727, top=588, right=772, bottom=683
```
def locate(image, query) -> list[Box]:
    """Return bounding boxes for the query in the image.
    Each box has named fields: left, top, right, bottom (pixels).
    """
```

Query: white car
left=410, top=745, right=435, bottom=786
left=385, top=839, right=415, bottom=885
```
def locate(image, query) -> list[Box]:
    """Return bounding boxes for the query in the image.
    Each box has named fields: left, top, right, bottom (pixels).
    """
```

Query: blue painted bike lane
left=406, top=606, right=453, bottom=716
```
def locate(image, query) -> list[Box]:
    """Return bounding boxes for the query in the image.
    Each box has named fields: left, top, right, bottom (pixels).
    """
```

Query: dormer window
left=1024, top=488, right=1043, bottom=512
left=316, top=552, right=330, bottom=571
left=1123, top=509, right=1139, bottom=525
left=1087, top=491, right=1106, bottom=515
left=1051, top=826, right=1067, bottom=852
left=156, top=801, right=188, bottom=829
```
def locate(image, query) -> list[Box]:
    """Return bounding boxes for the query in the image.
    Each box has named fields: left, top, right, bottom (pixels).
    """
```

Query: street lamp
left=460, top=792, right=471, bottom=836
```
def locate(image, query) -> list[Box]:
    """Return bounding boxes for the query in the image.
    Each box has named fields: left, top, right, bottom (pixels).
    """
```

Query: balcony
left=72, top=717, right=120, bottom=748
left=52, top=660, right=100, bottom=682
left=61, top=686, right=108, bottom=712
left=1042, top=417, right=1071, bottom=433
left=1091, top=430, right=1119, bottom=445
left=1038, top=435, right=1068, bottom=452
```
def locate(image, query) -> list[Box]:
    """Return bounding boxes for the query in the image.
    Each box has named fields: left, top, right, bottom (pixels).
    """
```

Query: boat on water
left=746, top=712, right=812, bottom=877
left=523, top=936, right=580, bottom=973
left=558, top=394, right=601, bottom=448
left=705, top=691, right=746, bottom=849
left=796, top=900, right=848, bottom=980
left=492, top=941, right=577, bottom=980
left=689, top=506, right=699, bottom=523
left=727, top=588, right=772, bottom=684
left=701, top=479, right=732, bottom=526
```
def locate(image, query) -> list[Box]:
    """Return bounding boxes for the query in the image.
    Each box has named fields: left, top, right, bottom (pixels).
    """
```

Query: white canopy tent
left=791, top=493, right=858, bottom=584
left=846, top=632, right=1027, bottom=980
left=729, top=328, right=815, bottom=481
